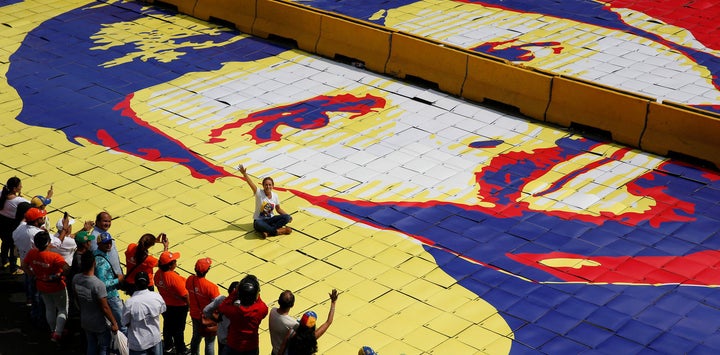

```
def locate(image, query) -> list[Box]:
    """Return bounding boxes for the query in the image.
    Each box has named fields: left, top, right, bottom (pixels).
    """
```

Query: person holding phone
left=123, top=233, right=169, bottom=294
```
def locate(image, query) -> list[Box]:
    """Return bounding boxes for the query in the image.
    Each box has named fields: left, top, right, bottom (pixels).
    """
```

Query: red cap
left=195, top=257, right=212, bottom=273
left=25, top=208, right=47, bottom=222
left=159, top=251, right=180, bottom=265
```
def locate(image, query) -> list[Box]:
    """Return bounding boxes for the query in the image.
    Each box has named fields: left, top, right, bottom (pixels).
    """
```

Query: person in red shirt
left=124, top=232, right=168, bottom=293
left=23, top=230, right=71, bottom=343
left=186, top=257, right=221, bottom=355
left=154, top=250, right=189, bottom=355
left=218, top=274, right=268, bottom=355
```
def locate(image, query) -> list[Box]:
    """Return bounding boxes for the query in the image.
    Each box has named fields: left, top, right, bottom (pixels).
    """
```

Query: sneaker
left=278, top=227, right=292, bottom=235
left=11, top=268, right=24, bottom=275
left=50, top=332, right=61, bottom=342
left=1, top=261, right=9, bottom=269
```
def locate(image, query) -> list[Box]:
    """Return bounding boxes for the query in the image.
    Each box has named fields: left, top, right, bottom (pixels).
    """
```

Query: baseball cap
left=135, top=271, right=150, bottom=286
left=55, top=217, right=75, bottom=231
left=75, top=231, right=95, bottom=244
left=31, top=195, right=51, bottom=207
left=24, top=208, right=47, bottom=222
left=300, top=311, right=317, bottom=328
left=159, top=251, right=180, bottom=265
left=359, top=346, right=378, bottom=355
left=97, top=232, right=113, bottom=244
left=195, top=257, right=212, bottom=273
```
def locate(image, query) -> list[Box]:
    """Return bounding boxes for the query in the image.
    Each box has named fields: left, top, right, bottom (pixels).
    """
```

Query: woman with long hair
left=0, top=177, right=28, bottom=273
left=279, top=289, right=338, bottom=355
left=123, top=233, right=168, bottom=294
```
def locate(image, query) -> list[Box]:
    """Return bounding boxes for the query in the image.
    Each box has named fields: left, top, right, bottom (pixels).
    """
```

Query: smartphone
left=63, top=211, right=68, bottom=220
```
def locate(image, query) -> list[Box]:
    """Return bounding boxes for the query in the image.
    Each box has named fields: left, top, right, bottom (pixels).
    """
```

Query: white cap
left=56, top=217, right=75, bottom=231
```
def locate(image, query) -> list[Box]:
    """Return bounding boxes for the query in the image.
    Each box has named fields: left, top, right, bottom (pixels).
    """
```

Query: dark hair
left=135, top=271, right=150, bottom=290
left=80, top=250, right=96, bottom=273
left=1, top=177, right=20, bottom=207
left=14, top=201, right=31, bottom=225
left=95, top=211, right=111, bottom=225
left=287, top=324, right=318, bottom=355
left=134, top=234, right=156, bottom=265
left=262, top=177, right=274, bottom=186
left=227, top=281, right=240, bottom=295
left=278, top=290, right=295, bottom=309
left=238, top=274, right=260, bottom=306
left=158, top=260, right=175, bottom=271
left=33, top=231, right=51, bottom=251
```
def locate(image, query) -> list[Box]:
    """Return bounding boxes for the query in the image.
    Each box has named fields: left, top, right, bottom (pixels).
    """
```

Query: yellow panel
left=322, top=269, right=364, bottom=292
left=145, top=0, right=197, bottom=16
left=193, top=0, right=256, bottom=34
left=642, top=101, right=720, bottom=169
left=546, top=76, right=651, bottom=147
left=463, top=55, right=552, bottom=121
left=316, top=14, right=392, bottom=73
left=425, top=312, right=473, bottom=337
left=431, top=337, right=480, bottom=354
left=252, top=0, right=321, bottom=53
left=386, top=32, right=467, bottom=95
left=401, top=326, right=448, bottom=351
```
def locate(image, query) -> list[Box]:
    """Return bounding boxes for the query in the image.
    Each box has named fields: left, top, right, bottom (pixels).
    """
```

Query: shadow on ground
left=0, top=272, right=84, bottom=355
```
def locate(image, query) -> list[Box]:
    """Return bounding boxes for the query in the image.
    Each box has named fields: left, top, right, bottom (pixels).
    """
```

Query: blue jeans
left=129, top=341, right=162, bottom=355
left=86, top=329, right=111, bottom=355
left=253, top=215, right=291, bottom=236
left=191, top=317, right=216, bottom=355
left=107, top=296, right=127, bottom=335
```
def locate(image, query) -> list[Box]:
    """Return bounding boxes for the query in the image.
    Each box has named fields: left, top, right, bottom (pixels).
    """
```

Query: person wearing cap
left=22, top=230, right=71, bottom=343
left=51, top=216, right=94, bottom=266
left=218, top=274, right=268, bottom=355
left=30, top=194, right=52, bottom=210
left=203, top=281, right=240, bottom=355
left=269, top=290, right=299, bottom=355
left=13, top=207, right=49, bottom=310
left=89, top=211, right=122, bottom=277
left=67, top=229, right=96, bottom=331
left=278, top=289, right=339, bottom=355
left=358, top=346, right=378, bottom=355
left=122, top=270, right=166, bottom=355
left=72, top=249, right=119, bottom=355
left=124, top=233, right=169, bottom=293
left=238, top=165, right=293, bottom=238
left=154, top=250, right=189, bottom=355
left=186, top=257, right=220, bottom=355
left=94, top=231, right=127, bottom=335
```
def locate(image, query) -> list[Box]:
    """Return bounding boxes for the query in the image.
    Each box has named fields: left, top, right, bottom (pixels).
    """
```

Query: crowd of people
left=1, top=173, right=378, bottom=355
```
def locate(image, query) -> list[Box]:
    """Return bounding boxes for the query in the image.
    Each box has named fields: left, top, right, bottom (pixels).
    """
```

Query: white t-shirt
left=12, top=223, right=43, bottom=261
left=269, top=307, right=298, bottom=355
left=0, top=196, right=29, bottom=219
left=253, top=189, right=280, bottom=220
left=51, top=233, right=77, bottom=266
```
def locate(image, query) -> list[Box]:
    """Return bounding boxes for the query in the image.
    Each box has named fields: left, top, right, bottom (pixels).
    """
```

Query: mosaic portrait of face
left=4, top=0, right=720, bottom=353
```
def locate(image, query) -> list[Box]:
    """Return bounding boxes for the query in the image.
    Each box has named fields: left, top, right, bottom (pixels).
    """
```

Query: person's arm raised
left=314, top=289, right=338, bottom=339
left=238, top=165, right=258, bottom=195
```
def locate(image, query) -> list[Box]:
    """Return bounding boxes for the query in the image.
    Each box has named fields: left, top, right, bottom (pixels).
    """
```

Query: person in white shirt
left=12, top=207, right=46, bottom=307
left=269, top=290, right=299, bottom=355
left=89, top=212, right=123, bottom=276
left=122, top=271, right=166, bottom=355
left=238, top=165, right=292, bottom=238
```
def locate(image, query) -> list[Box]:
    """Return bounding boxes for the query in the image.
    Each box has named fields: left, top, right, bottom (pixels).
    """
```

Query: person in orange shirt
left=23, top=230, right=71, bottom=343
left=124, top=233, right=169, bottom=293
left=186, top=257, right=220, bottom=355
left=154, top=250, right=189, bottom=355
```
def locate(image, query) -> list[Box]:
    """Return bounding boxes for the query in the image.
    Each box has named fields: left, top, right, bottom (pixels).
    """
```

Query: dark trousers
left=0, top=215, right=18, bottom=268
left=162, top=304, right=189, bottom=353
